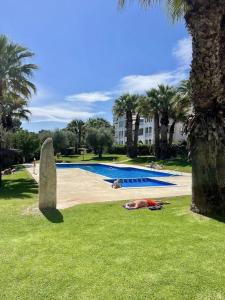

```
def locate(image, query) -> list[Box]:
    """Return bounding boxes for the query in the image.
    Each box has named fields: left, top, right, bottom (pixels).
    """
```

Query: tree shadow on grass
left=40, top=208, right=64, bottom=223
left=84, top=156, right=119, bottom=162
left=0, top=178, right=38, bottom=200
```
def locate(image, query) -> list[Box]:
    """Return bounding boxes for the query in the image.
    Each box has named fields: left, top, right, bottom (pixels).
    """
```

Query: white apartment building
left=113, top=115, right=185, bottom=145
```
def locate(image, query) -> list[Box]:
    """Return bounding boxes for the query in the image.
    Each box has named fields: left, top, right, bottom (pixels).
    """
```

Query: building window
left=119, top=120, right=124, bottom=128
left=145, top=117, right=153, bottom=123
left=119, top=131, right=123, bottom=139
left=145, top=127, right=149, bottom=134
left=138, top=128, right=144, bottom=136
left=149, top=127, right=152, bottom=134
left=140, top=118, right=144, bottom=125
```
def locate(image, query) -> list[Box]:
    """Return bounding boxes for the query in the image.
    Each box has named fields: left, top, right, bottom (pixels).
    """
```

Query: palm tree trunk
left=126, top=111, right=134, bottom=158
left=133, top=113, right=140, bottom=158
left=169, top=120, right=176, bottom=146
left=186, top=4, right=225, bottom=215
left=154, top=112, right=160, bottom=158
left=159, top=113, right=169, bottom=159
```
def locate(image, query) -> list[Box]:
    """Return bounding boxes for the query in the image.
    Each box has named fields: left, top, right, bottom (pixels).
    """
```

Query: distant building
left=113, top=115, right=185, bottom=145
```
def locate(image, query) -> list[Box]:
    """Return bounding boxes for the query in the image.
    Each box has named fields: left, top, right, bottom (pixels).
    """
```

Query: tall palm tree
left=169, top=92, right=190, bottom=146
left=157, top=85, right=177, bottom=159
left=119, top=0, right=225, bottom=216
left=0, top=35, right=37, bottom=187
left=113, top=94, right=138, bottom=158
left=66, top=119, right=85, bottom=152
left=168, top=80, right=191, bottom=146
left=145, top=89, right=161, bottom=158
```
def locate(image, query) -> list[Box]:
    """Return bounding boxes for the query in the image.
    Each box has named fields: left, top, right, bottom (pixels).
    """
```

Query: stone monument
left=39, top=138, right=57, bottom=209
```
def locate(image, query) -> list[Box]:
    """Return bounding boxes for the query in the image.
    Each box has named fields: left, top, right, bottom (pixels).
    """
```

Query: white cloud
left=26, top=37, right=192, bottom=129
left=117, top=70, right=186, bottom=94
left=66, top=91, right=112, bottom=102
left=31, top=84, right=55, bottom=104
left=173, top=37, right=192, bottom=70
left=29, top=106, right=104, bottom=123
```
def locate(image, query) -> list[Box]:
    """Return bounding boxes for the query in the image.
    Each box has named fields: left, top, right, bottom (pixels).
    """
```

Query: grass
left=0, top=169, right=225, bottom=299
left=58, top=154, right=192, bottom=173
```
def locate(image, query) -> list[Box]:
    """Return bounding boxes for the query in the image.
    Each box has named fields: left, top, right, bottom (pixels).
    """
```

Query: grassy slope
left=59, top=154, right=192, bottom=173
left=0, top=169, right=225, bottom=299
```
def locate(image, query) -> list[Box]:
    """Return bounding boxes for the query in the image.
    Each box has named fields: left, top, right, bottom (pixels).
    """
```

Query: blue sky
left=0, top=0, right=191, bottom=132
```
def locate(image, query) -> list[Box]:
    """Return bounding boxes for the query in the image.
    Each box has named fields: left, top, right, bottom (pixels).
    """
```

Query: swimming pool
left=57, top=163, right=175, bottom=179
left=105, top=178, right=175, bottom=188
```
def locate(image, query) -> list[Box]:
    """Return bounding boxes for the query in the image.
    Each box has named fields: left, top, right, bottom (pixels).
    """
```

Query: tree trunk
left=169, top=120, right=176, bottom=146
left=98, top=149, right=103, bottom=158
left=185, top=3, right=225, bottom=216
left=154, top=112, right=160, bottom=158
left=159, top=113, right=170, bottom=159
left=126, top=111, right=134, bottom=158
left=133, top=113, right=140, bottom=158
left=78, top=129, right=82, bottom=149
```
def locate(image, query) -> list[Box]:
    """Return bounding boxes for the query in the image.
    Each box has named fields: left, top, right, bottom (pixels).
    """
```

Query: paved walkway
left=26, top=163, right=192, bottom=209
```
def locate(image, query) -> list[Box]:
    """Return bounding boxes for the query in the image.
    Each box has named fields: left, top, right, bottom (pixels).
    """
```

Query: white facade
left=113, top=115, right=185, bottom=145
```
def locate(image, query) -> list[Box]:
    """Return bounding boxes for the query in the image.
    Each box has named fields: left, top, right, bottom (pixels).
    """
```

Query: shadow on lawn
left=0, top=178, right=38, bottom=200
left=40, top=208, right=64, bottom=223
left=83, top=156, right=119, bottom=162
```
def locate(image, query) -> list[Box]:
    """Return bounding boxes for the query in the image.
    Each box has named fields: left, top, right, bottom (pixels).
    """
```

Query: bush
left=169, top=141, right=188, bottom=158
left=109, top=145, right=127, bottom=155
left=137, top=144, right=151, bottom=156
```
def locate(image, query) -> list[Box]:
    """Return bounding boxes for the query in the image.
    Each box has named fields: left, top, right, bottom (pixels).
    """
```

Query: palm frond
left=119, top=0, right=191, bottom=20
left=119, top=0, right=160, bottom=8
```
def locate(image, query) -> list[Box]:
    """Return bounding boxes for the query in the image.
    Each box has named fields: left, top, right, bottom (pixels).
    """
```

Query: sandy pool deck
left=26, top=163, right=192, bottom=209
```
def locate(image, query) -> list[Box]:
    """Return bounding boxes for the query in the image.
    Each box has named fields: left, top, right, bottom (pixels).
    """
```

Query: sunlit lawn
left=1, top=169, right=225, bottom=299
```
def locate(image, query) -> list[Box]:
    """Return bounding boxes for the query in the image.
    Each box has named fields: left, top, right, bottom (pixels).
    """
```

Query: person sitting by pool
left=112, top=179, right=122, bottom=189
left=124, top=199, right=169, bottom=209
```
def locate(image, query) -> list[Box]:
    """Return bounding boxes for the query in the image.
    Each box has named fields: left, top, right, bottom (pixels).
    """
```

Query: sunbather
left=124, top=199, right=169, bottom=209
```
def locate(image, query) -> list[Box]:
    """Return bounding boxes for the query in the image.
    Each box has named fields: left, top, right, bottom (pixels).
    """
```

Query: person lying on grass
left=124, top=199, right=170, bottom=210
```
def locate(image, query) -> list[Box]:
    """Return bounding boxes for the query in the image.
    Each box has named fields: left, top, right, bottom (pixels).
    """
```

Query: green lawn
left=0, top=169, right=225, bottom=299
left=58, top=154, right=192, bottom=173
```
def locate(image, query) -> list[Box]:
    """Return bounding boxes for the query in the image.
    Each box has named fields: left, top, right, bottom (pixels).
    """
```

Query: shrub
left=109, top=145, right=127, bottom=155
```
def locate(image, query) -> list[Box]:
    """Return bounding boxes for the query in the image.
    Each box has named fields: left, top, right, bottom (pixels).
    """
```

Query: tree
left=119, top=0, right=225, bottom=216
left=52, top=129, right=70, bottom=154
left=1, top=95, right=31, bottom=131
left=66, top=119, right=85, bottom=152
left=145, top=88, right=161, bottom=158
left=0, top=35, right=37, bottom=187
left=157, top=85, right=177, bottom=159
left=11, top=130, right=40, bottom=162
left=85, top=117, right=112, bottom=129
left=113, top=94, right=138, bottom=158
left=86, top=127, right=114, bottom=158
left=169, top=81, right=191, bottom=146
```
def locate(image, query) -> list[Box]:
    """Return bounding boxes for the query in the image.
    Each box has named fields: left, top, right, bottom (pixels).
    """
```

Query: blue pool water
left=57, top=163, right=174, bottom=179
left=105, top=178, right=175, bottom=188
left=56, top=163, right=176, bottom=188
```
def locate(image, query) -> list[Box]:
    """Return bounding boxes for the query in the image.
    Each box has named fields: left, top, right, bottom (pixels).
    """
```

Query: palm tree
left=1, top=94, right=31, bottom=131
left=158, top=85, right=178, bottom=158
left=66, top=119, right=85, bottom=152
left=168, top=80, right=191, bottom=146
left=142, top=89, right=161, bottom=158
left=113, top=94, right=138, bottom=158
left=119, top=1, right=225, bottom=216
left=0, top=35, right=37, bottom=187
left=169, top=93, right=190, bottom=146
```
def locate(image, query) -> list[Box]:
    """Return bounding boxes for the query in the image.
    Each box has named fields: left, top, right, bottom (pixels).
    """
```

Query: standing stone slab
left=39, top=138, right=57, bottom=209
